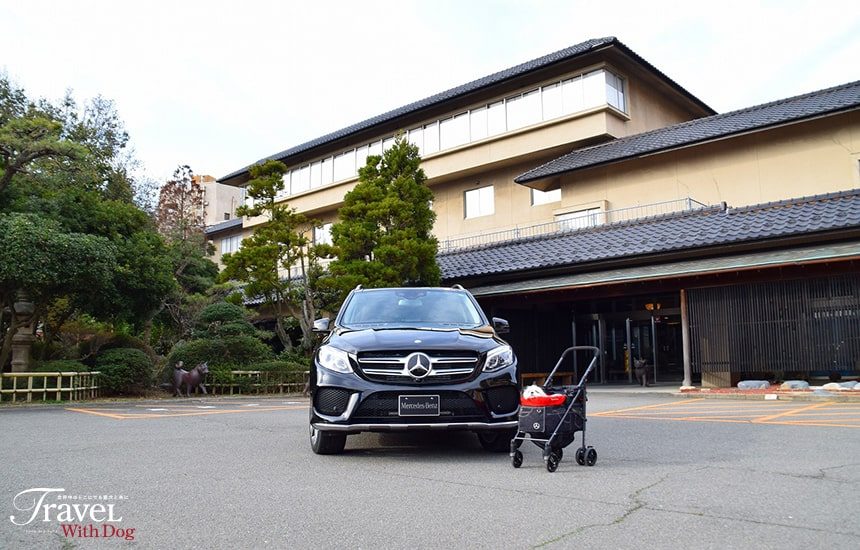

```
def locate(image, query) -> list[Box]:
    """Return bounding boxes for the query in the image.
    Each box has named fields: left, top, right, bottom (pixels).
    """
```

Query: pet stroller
left=511, top=346, right=600, bottom=472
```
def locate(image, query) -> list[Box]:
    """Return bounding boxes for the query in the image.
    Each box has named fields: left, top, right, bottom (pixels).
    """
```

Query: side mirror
left=492, top=317, right=510, bottom=334
left=313, top=318, right=331, bottom=332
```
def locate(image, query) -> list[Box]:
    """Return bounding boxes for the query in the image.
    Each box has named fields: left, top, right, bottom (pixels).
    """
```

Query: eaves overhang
left=218, top=37, right=714, bottom=187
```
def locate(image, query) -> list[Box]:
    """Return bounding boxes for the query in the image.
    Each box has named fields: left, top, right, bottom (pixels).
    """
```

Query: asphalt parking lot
left=2, top=394, right=859, bottom=549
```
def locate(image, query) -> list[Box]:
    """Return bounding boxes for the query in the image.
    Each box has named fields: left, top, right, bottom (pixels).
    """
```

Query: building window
left=423, top=122, right=439, bottom=154
left=355, top=145, right=369, bottom=171
left=506, top=88, right=541, bottom=130
left=314, top=223, right=333, bottom=246
left=333, top=150, right=355, bottom=182
left=465, top=185, right=494, bottom=219
left=440, top=113, right=469, bottom=150
left=321, top=157, right=334, bottom=185
left=220, top=234, right=243, bottom=255
left=556, top=208, right=600, bottom=230
left=606, top=71, right=626, bottom=111
left=487, top=100, right=506, bottom=136
left=531, top=188, right=561, bottom=206
left=407, top=128, right=423, bottom=155
left=469, top=106, right=488, bottom=141
left=291, top=164, right=310, bottom=194
left=224, top=213, right=231, bottom=221
left=310, top=161, right=322, bottom=188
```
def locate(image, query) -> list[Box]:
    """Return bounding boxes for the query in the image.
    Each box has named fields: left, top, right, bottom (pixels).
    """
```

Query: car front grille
left=352, top=391, right=485, bottom=421
left=355, top=350, right=480, bottom=384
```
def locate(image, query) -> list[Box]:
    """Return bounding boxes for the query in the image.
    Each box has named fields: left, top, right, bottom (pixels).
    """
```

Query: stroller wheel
left=575, top=447, right=586, bottom=466
left=546, top=452, right=560, bottom=473
left=586, top=447, right=597, bottom=466
left=511, top=450, right=523, bottom=468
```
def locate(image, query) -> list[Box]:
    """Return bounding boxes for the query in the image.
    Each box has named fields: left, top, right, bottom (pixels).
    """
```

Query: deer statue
left=173, top=361, right=210, bottom=397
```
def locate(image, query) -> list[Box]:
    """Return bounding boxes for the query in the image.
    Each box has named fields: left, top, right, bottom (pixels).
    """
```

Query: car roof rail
left=451, top=284, right=464, bottom=290
left=354, top=284, right=363, bottom=290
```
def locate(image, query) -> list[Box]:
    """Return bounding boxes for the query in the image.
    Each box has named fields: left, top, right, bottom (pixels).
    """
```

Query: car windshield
left=339, top=289, right=486, bottom=329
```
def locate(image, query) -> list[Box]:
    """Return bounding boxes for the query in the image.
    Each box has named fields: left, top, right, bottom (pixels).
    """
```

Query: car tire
left=477, top=429, right=517, bottom=452
left=310, top=422, right=347, bottom=455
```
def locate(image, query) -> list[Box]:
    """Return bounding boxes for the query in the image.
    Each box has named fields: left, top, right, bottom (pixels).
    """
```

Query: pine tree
left=325, top=135, right=440, bottom=302
left=221, top=160, right=320, bottom=350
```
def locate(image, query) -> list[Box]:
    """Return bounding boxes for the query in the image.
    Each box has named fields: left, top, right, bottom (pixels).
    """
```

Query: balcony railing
left=438, top=198, right=710, bottom=253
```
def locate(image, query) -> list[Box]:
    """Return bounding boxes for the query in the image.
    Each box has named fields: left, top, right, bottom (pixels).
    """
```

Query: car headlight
left=484, top=345, right=514, bottom=371
left=317, top=345, right=353, bottom=374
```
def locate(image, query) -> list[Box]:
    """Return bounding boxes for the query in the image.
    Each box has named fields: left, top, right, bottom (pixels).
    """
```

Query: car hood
left=326, top=327, right=502, bottom=355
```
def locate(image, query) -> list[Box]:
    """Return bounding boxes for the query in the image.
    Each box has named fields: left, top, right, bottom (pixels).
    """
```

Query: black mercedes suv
left=309, top=286, right=520, bottom=454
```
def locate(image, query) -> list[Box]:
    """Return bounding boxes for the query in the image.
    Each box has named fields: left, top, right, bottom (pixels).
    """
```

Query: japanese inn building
left=216, top=37, right=860, bottom=388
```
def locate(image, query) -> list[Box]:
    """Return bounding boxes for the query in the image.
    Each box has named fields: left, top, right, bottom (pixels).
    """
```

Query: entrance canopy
left=467, top=241, right=860, bottom=297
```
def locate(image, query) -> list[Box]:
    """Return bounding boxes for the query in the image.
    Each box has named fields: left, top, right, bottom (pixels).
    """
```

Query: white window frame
left=464, top=185, right=494, bottom=219
left=314, top=222, right=333, bottom=246
left=220, top=234, right=243, bottom=255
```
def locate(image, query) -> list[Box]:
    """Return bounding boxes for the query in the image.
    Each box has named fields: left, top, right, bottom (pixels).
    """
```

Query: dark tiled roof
left=219, top=37, right=713, bottom=184
left=204, top=217, right=243, bottom=235
left=438, top=189, right=860, bottom=280
left=516, top=80, right=860, bottom=183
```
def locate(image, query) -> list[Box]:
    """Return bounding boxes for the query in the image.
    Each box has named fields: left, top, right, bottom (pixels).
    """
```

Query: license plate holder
left=398, top=394, right=440, bottom=416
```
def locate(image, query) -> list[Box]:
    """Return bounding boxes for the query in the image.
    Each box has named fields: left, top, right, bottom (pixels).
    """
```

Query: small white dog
left=522, top=384, right=546, bottom=398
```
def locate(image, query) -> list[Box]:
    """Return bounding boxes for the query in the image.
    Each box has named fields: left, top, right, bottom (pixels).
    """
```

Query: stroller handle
left=544, top=346, right=600, bottom=388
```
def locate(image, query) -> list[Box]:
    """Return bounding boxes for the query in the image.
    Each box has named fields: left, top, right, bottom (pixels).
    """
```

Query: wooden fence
left=0, top=371, right=101, bottom=403
left=207, top=370, right=309, bottom=396
left=0, top=369, right=310, bottom=402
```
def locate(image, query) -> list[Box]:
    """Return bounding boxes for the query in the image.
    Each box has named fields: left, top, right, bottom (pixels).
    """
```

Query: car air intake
left=484, top=386, right=519, bottom=415
left=315, top=388, right=352, bottom=416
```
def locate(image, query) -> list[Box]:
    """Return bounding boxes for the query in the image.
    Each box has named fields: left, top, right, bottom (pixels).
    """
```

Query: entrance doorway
left=487, top=292, right=687, bottom=385
left=571, top=293, right=685, bottom=384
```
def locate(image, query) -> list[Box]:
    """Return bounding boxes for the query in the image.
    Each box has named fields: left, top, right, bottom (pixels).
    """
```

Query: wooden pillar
left=680, top=288, right=693, bottom=387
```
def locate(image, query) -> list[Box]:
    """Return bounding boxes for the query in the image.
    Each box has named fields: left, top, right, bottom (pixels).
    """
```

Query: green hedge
left=35, top=360, right=89, bottom=373
left=197, top=302, right=246, bottom=325
left=166, top=336, right=272, bottom=369
left=95, top=348, right=153, bottom=395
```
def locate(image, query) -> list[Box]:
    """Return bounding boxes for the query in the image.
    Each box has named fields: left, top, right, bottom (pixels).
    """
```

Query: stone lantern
left=10, top=292, right=36, bottom=373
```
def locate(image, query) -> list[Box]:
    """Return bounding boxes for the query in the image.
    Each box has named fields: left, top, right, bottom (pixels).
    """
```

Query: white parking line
left=197, top=406, right=216, bottom=409
left=243, top=404, right=259, bottom=407
left=147, top=408, right=168, bottom=411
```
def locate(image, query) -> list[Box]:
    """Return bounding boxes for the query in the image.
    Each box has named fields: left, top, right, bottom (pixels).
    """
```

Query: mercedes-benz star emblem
left=405, top=352, right=432, bottom=379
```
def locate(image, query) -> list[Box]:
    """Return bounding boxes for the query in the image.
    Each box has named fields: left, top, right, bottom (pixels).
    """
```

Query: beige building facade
left=219, top=37, right=860, bottom=386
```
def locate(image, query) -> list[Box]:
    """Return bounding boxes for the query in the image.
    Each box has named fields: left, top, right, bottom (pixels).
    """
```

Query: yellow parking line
left=601, top=414, right=753, bottom=424
left=761, top=420, right=860, bottom=428
left=787, top=412, right=860, bottom=417
left=594, top=400, right=859, bottom=428
left=753, top=402, right=831, bottom=424
left=68, top=405, right=307, bottom=420
left=66, top=408, right=128, bottom=420
left=592, top=398, right=704, bottom=416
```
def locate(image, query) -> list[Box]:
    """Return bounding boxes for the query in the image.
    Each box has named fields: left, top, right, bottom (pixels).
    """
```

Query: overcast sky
left=1, top=0, right=858, bottom=184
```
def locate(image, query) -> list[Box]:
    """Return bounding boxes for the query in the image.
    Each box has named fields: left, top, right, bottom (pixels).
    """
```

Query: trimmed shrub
left=197, top=302, right=246, bottom=325
left=35, top=360, right=88, bottom=373
left=278, top=349, right=312, bottom=369
left=95, top=348, right=153, bottom=395
left=167, top=336, right=272, bottom=369
left=252, top=360, right=309, bottom=373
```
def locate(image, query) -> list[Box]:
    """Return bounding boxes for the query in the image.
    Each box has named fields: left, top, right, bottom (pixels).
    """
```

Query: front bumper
left=313, top=420, right=518, bottom=432
left=310, top=361, right=519, bottom=433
